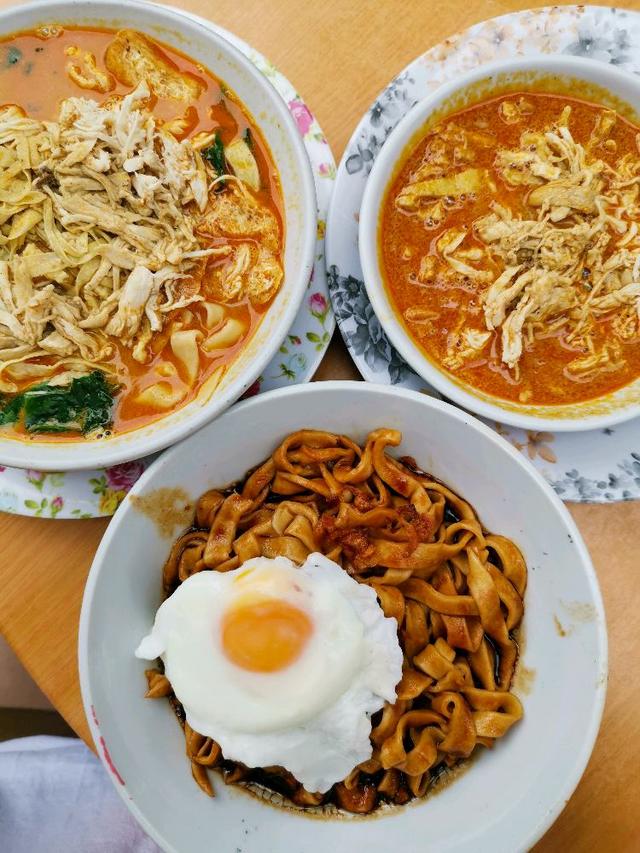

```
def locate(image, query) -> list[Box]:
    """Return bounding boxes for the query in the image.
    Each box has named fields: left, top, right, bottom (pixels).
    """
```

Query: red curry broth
left=0, top=27, right=284, bottom=437
left=380, top=91, right=640, bottom=406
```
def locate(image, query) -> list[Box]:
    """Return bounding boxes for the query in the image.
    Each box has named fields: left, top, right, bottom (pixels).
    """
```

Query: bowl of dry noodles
left=0, top=0, right=316, bottom=469
left=79, top=382, right=607, bottom=853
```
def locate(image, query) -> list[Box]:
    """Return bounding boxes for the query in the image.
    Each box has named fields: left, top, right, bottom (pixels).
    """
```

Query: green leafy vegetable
left=201, top=132, right=226, bottom=185
left=0, top=371, right=117, bottom=435
left=0, top=393, right=24, bottom=426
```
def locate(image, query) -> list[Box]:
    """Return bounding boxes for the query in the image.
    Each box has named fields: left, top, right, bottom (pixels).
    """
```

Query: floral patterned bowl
left=0, top=0, right=316, bottom=472
left=359, top=55, right=640, bottom=432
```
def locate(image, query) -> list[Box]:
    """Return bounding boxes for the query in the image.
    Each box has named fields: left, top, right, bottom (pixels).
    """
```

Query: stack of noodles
left=0, top=80, right=281, bottom=394
left=145, top=428, right=526, bottom=813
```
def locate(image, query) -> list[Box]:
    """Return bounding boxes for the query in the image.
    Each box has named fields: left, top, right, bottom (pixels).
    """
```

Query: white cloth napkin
left=0, top=735, right=160, bottom=853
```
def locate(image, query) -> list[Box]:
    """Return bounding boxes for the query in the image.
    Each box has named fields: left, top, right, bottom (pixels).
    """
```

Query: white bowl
left=0, top=0, right=316, bottom=471
left=79, top=382, right=607, bottom=853
left=359, top=55, right=640, bottom=432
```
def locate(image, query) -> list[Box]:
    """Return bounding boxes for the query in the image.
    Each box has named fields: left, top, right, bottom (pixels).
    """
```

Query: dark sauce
left=156, top=446, right=516, bottom=815
left=166, top=672, right=464, bottom=817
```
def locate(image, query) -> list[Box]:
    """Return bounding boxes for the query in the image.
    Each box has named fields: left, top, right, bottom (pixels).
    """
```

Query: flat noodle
left=147, top=428, right=526, bottom=813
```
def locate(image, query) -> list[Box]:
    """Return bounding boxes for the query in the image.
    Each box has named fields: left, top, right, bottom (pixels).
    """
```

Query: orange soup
left=0, top=26, right=284, bottom=439
left=380, top=91, right=640, bottom=407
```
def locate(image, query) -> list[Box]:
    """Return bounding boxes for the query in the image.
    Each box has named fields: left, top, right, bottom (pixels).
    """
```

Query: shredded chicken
left=437, top=228, right=492, bottom=283
left=0, top=82, right=283, bottom=386
left=498, top=97, right=534, bottom=125
left=443, top=327, right=492, bottom=370
left=473, top=109, right=640, bottom=369
left=393, top=104, right=640, bottom=377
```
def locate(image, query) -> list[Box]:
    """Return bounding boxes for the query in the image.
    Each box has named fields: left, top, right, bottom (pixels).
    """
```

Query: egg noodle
left=0, top=27, right=284, bottom=438
left=144, top=428, right=526, bottom=814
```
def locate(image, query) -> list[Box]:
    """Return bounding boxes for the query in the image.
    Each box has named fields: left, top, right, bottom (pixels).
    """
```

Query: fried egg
left=135, top=553, right=403, bottom=792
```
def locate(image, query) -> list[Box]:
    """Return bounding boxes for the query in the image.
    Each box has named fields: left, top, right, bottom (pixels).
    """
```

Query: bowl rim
left=359, top=53, right=640, bottom=432
left=0, top=0, right=317, bottom=471
left=78, top=380, right=608, bottom=853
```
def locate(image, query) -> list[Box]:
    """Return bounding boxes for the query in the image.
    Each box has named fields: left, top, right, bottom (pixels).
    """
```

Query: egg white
left=136, top=553, right=403, bottom=792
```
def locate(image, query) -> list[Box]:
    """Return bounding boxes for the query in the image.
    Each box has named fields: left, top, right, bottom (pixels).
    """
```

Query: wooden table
left=1, top=0, right=639, bottom=849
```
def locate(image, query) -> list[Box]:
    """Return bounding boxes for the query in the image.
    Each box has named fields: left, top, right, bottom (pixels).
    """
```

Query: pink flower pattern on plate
left=105, top=461, right=145, bottom=492
left=309, top=292, right=327, bottom=314
left=241, top=378, right=262, bottom=399
left=288, top=98, right=314, bottom=136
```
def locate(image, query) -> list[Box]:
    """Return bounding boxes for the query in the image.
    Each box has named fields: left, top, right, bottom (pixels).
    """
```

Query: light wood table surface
left=0, top=0, right=639, bottom=849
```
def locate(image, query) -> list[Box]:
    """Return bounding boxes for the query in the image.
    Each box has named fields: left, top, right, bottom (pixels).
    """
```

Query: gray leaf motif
left=344, top=71, right=417, bottom=176
left=563, top=17, right=633, bottom=66
left=327, top=265, right=415, bottom=384
left=550, top=451, right=640, bottom=502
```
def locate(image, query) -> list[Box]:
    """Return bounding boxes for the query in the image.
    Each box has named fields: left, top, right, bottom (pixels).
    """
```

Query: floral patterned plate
left=0, top=14, right=335, bottom=520
left=326, top=4, right=640, bottom=504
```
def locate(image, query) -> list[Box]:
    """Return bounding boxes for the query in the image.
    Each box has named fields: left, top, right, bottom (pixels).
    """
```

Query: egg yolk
left=221, top=598, right=313, bottom=673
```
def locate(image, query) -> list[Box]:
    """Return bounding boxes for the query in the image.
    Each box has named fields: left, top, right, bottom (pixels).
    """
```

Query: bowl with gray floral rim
left=326, top=4, right=640, bottom=503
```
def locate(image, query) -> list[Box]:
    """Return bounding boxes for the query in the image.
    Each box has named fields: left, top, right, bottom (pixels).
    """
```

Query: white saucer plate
left=0, top=12, right=336, bottom=520
left=326, top=4, right=640, bottom=503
